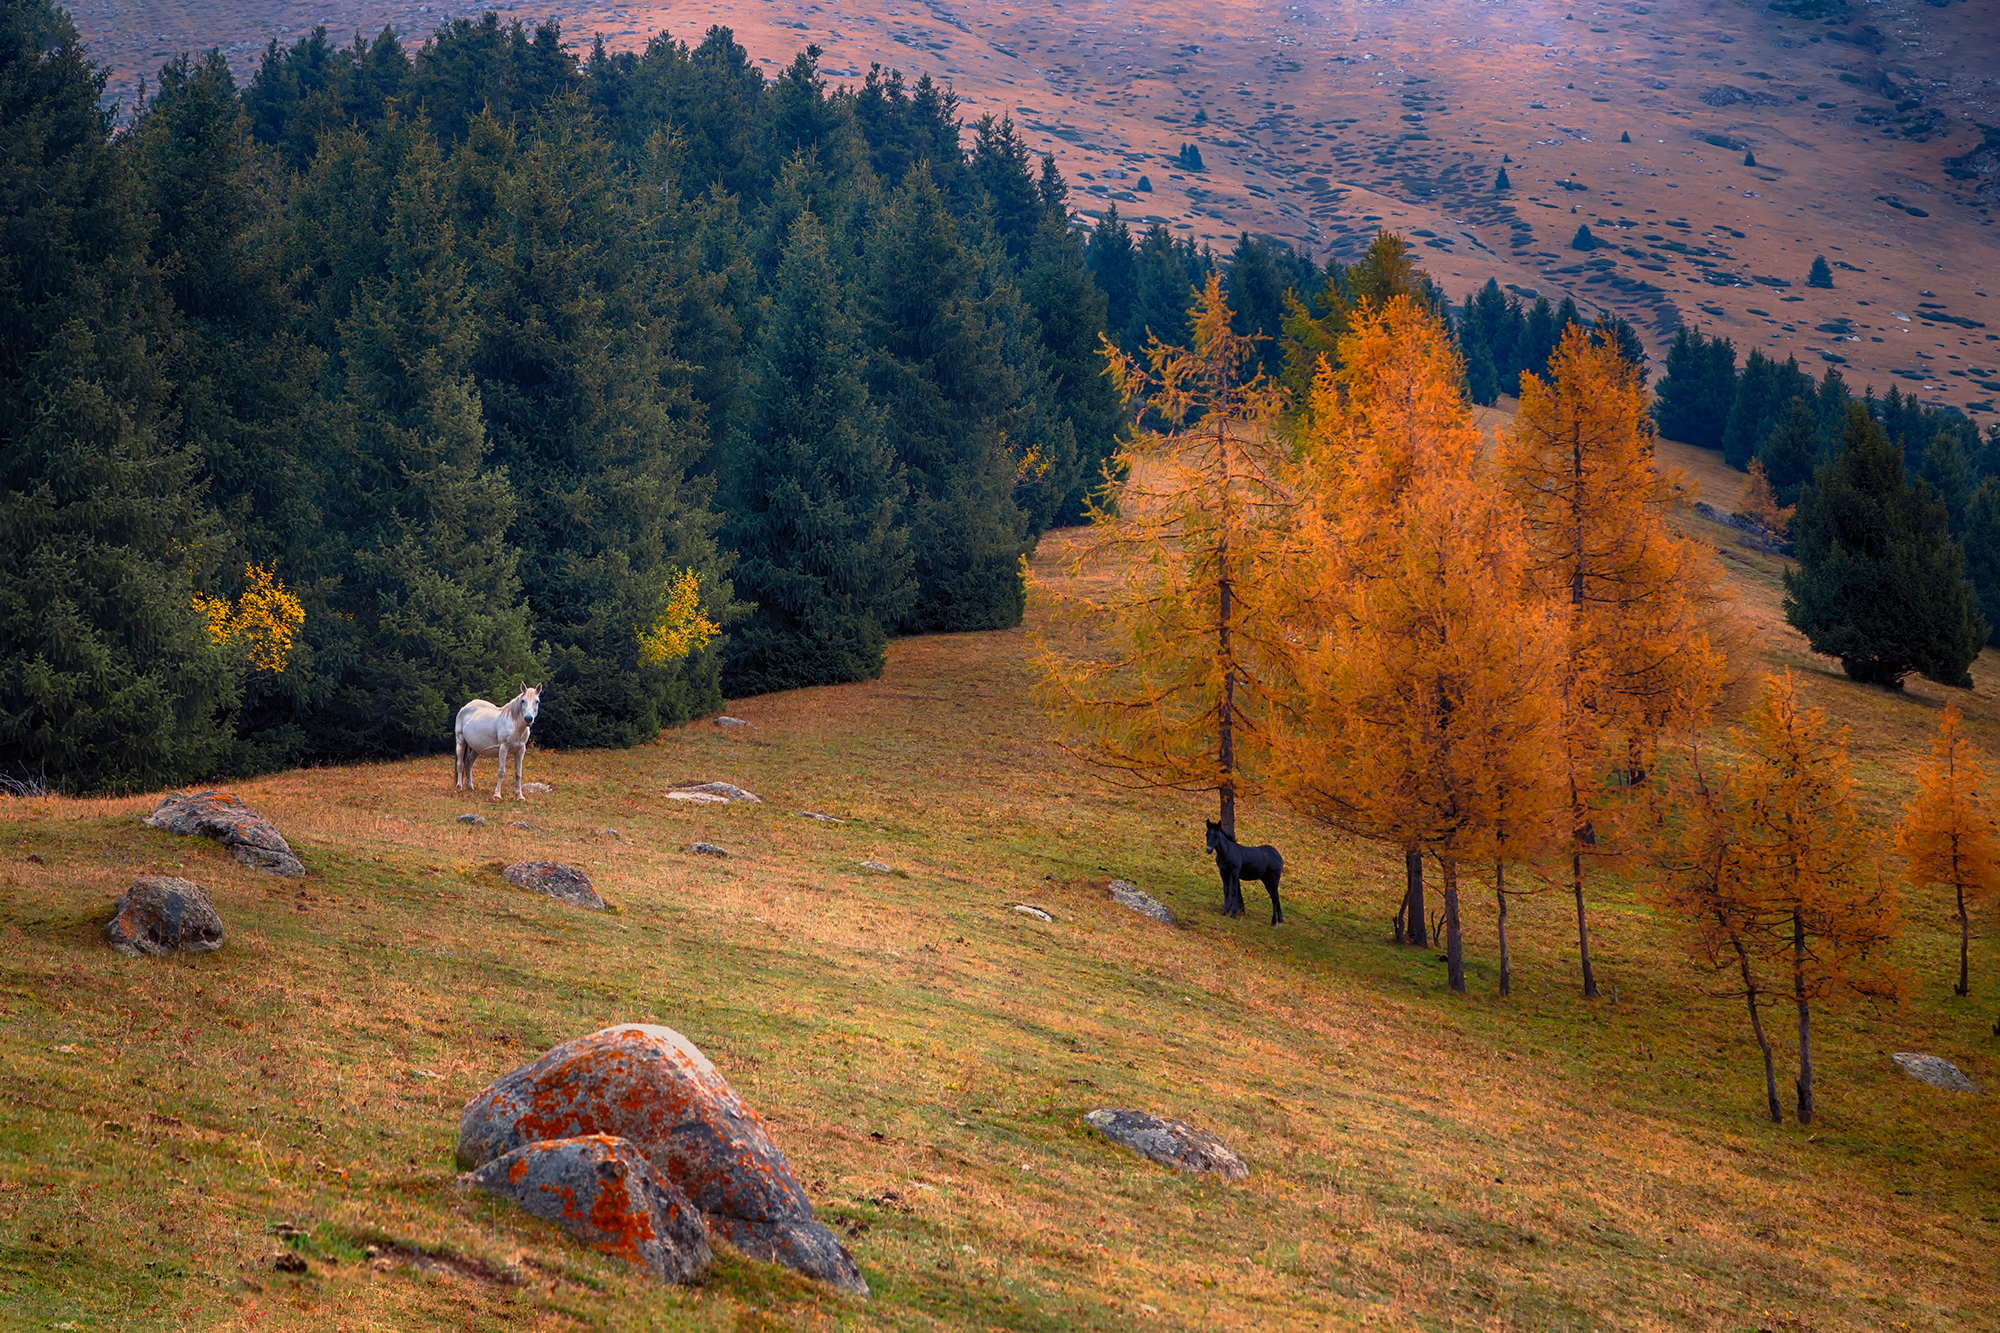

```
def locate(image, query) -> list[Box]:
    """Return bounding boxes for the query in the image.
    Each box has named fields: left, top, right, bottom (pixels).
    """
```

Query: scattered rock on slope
left=1084, top=1109, right=1247, bottom=1180
left=501, top=862, right=605, bottom=911
left=465, top=1133, right=711, bottom=1284
left=105, top=876, right=224, bottom=957
left=1108, top=880, right=1177, bottom=926
left=458, top=1024, right=867, bottom=1294
left=144, top=791, right=305, bottom=877
left=1892, top=1052, right=1977, bottom=1093
left=666, top=782, right=761, bottom=803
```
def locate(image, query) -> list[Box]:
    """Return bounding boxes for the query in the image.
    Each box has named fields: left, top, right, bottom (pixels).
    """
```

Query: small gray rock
left=1108, top=880, right=1176, bottom=926
left=713, top=716, right=751, bottom=728
left=465, top=1134, right=711, bottom=1284
left=520, top=782, right=555, bottom=794
left=1892, top=1052, right=1978, bottom=1093
left=1084, top=1109, right=1246, bottom=1180
left=797, top=811, right=846, bottom=824
left=510, top=821, right=533, bottom=830
left=858, top=860, right=895, bottom=874
left=502, top=862, right=605, bottom=911
left=1010, top=903, right=1054, bottom=923
left=669, top=782, right=761, bottom=803
left=106, top=876, right=224, bottom=958
left=458, top=813, right=486, bottom=826
left=144, top=790, right=305, bottom=877
left=688, top=842, right=729, bottom=857
left=600, top=828, right=620, bottom=838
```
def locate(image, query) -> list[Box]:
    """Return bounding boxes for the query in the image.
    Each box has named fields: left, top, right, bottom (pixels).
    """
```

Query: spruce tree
left=1755, top=396, right=1819, bottom=507
left=469, top=95, right=726, bottom=746
left=1022, top=212, right=1122, bottom=523
left=0, top=0, right=238, bottom=791
left=1784, top=405, right=1984, bottom=689
left=1495, top=165, right=1511, bottom=189
left=1722, top=349, right=1812, bottom=471
left=1086, top=205, right=1136, bottom=341
left=1571, top=224, right=1598, bottom=250
left=722, top=212, right=913, bottom=693
left=1959, top=479, right=2000, bottom=646
left=1808, top=254, right=1834, bottom=288
left=864, top=166, right=1030, bottom=632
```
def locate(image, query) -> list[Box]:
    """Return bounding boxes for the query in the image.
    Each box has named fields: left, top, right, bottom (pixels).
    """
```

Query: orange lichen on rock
left=465, top=1133, right=707, bottom=1284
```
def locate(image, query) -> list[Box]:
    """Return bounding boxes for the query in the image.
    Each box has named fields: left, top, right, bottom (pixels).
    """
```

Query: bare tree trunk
left=1496, top=860, right=1511, bottom=999
left=1958, top=882, right=1971, bottom=998
left=1793, top=910, right=1814, bottom=1125
left=1725, top=920, right=1781, bottom=1122
left=1404, top=847, right=1427, bottom=948
left=1572, top=850, right=1598, bottom=998
left=1441, top=856, right=1465, bottom=994
left=1216, top=528, right=1236, bottom=840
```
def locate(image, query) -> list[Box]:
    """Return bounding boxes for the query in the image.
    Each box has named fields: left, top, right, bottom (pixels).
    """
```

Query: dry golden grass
left=2, top=514, right=1998, bottom=1330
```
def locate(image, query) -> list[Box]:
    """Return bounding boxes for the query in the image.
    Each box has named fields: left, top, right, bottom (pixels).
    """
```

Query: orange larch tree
left=1275, top=295, right=1568, bottom=992
left=1498, top=322, right=1733, bottom=998
left=1033, top=272, right=1293, bottom=837
left=1895, top=704, right=2000, bottom=998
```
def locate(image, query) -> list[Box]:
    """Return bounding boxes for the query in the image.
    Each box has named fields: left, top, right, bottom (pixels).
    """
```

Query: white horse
left=455, top=684, right=541, bottom=800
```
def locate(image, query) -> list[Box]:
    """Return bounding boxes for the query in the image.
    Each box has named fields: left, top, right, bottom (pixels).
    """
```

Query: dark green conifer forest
left=0, top=2, right=1140, bottom=791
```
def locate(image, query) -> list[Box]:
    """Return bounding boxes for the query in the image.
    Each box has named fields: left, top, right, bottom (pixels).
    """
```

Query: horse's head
left=1205, top=819, right=1223, bottom=852
left=520, top=684, right=542, bottom=726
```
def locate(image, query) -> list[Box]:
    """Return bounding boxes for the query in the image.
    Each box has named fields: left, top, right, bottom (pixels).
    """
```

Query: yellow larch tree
left=1034, top=271, right=1293, bottom=837
left=193, top=563, right=306, bottom=675
left=1273, top=295, right=1568, bottom=991
left=1498, top=322, right=1733, bottom=998
left=1895, top=704, right=2000, bottom=998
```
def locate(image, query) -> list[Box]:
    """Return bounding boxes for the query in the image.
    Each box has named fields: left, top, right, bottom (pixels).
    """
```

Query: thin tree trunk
left=1724, top=919, right=1781, bottom=1122
left=1958, top=882, right=1970, bottom=998
left=1793, top=910, right=1814, bottom=1125
left=1404, top=847, right=1427, bottom=948
left=1496, top=860, right=1511, bottom=998
left=1217, top=531, right=1236, bottom=841
left=1572, top=850, right=1598, bottom=998
left=1442, top=856, right=1465, bottom=994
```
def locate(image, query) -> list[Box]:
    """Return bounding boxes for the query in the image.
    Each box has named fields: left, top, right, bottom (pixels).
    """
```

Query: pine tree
left=1721, top=349, right=1812, bottom=472
left=1807, top=254, right=1834, bottom=289
left=1620, top=131, right=1631, bottom=144
left=1036, top=272, right=1292, bottom=839
left=1571, top=224, right=1599, bottom=251
left=722, top=212, right=912, bottom=694
left=864, top=166, right=1030, bottom=632
left=1086, top=205, right=1136, bottom=340
left=0, top=0, right=239, bottom=791
left=1495, top=165, right=1511, bottom=189
left=1743, top=149, right=1757, bottom=167
left=1501, top=324, right=1731, bottom=997
left=1784, top=404, right=1985, bottom=688
left=1021, top=212, right=1122, bottom=524
left=1653, top=326, right=1738, bottom=450
left=1896, top=704, right=1999, bottom=997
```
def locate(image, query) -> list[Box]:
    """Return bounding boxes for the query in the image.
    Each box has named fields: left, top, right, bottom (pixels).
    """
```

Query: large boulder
left=1108, top=880, right=1177, bottom=926
left=1084, top=1109, right=1247, bottom=1180
left=105, top=876, right=224, bottom=958
left=458, top=1024, right=866, bottom=1295
left=465, top=1134, right=711, bottom=1284
left=144, top=791, right=305, bottom=877
left=501, top=862, right=605, bottom=911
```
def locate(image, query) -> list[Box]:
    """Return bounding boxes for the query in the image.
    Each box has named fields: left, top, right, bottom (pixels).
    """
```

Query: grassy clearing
left=2, top=486, right=1998, bottom=1330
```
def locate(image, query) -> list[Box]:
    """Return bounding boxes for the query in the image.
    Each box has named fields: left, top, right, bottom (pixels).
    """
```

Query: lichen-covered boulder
left=466, top=1134, right=711, bottom=1284
left=144, top=791, right=304, bottom=877
left=106, top=876, right=224, bottom=958
left=501, top=862, right=605, bottom=911
left=1892, top=1052, right=1978, bottom=1093
left=458, top=1024, right=866, bottom=1295
left=1084, top=1109, right=1248, bottom=1180
left=1108, top=880, right=1177, bottom=926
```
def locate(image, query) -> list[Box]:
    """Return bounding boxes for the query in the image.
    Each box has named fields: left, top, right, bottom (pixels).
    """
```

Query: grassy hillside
left=2, top=497, right=1997, bottom=1330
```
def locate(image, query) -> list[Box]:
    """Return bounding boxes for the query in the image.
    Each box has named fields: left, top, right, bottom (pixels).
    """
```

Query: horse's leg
left=513, top=740, right=525, bottom=799
left=493, top=739, right=507, bottom=801
left=1227, top=869, right=1244, bottom=917
left=1266, top=870, right=1283, bottom=926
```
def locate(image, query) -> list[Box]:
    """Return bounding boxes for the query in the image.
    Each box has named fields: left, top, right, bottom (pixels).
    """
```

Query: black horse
left=1206, top=820, right=1284, bottom=925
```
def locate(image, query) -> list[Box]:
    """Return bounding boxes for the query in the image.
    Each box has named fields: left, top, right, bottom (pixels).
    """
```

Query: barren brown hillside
left=75, top=0, right=2000, bottom=406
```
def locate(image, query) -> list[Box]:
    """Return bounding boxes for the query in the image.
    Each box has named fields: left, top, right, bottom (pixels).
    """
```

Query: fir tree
left=1620, top=130, right=1631, bottom=143
left=1960, top=479, right=2000, bottom=646
left=1721, top=349, right=1811, bottom=471
left=1652, top=326, right=1737, bottom=450
left=723, top=212, right=912, bottom=693
left=1743, top=149, right=1757, bottom=167
left=1784, top=405, right=1985, bottom=688
left=1086, top=205, right=1136, bottom=342
left=864, top=166, right=1030, bottom=632
left=1495, top=165, right=1511, bottom=189
left=0, top=0, right=239, bottom=791
left=1571, top=224, right=1599, bottom=250
left=1807, top=254, right=1834, bottom=288
left=1022, top=213, right=1123, bottom=524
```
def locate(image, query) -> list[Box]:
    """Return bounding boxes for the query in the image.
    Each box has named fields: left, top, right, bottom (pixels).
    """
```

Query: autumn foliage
left=193, top=563, right=306, bottom=675
left=1895, top=704, right=2000, bottom=997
